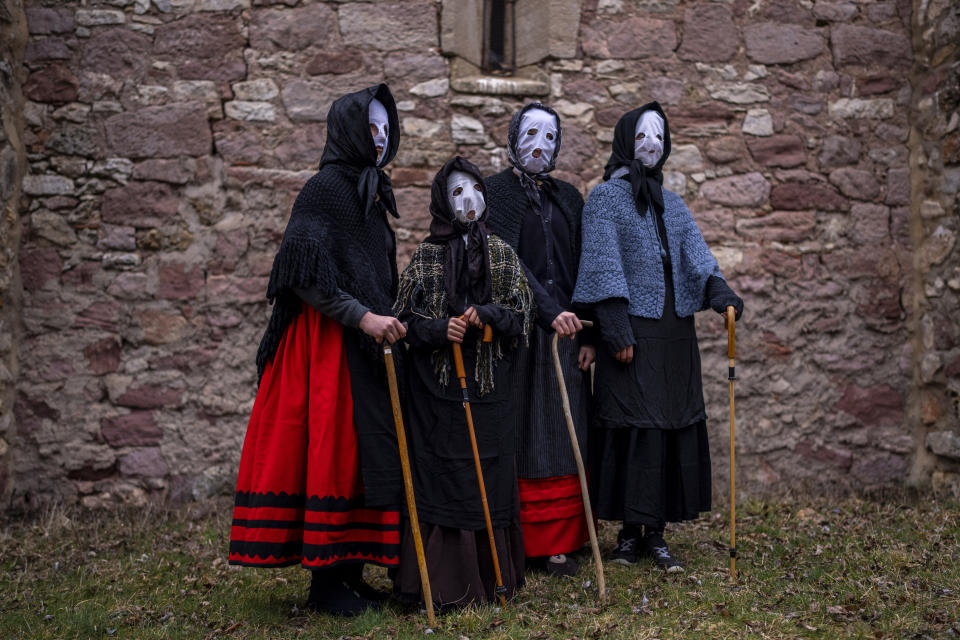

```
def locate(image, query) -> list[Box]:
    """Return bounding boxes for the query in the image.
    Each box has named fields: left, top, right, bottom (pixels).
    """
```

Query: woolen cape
left=254, top=83, right=403, bottom=508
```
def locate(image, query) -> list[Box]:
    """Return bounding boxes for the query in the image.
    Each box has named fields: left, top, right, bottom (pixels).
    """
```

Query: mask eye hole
left=656, top=134, right=662, bottom=141
left=370, top=123, right=378, bottom=137
left=453, top=186, right=463, bottom=196
left=545, top=132, right=554, bottom=141
left=473, top=183, right=483, bottom=192
left=527, top=128, right=538, bottom=135
left=383, top=125, right=388, bottom=137
left=636, top=132, right=645, bottom=140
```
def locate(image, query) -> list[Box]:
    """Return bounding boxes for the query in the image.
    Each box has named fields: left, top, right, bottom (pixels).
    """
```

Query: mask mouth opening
left=375, top=145, right=384, bottom=160
left=466, top=210, right=476, bottom=220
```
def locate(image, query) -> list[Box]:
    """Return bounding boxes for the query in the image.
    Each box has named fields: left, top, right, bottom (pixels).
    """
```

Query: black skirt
left=589, top=421, right=711, bottom=528
left=590, top=265, right=711, bottom=527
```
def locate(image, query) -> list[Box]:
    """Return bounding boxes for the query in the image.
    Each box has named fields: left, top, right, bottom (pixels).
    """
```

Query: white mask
left=446, top=170, right=485, bottom=225
left=634, top=110, right=665, bottom=168
left=516, top=108, right=558, bottom=174
left=368, top=98, right=389, bottom=164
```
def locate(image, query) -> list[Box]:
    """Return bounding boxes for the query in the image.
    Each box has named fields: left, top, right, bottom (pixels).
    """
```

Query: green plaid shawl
left=394, top=235, right=534, bottom=395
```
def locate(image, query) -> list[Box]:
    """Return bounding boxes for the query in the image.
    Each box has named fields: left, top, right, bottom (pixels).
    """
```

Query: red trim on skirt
left=229, top=306, right=399, bottom=568
left=517, top=475, right=590, bottom=558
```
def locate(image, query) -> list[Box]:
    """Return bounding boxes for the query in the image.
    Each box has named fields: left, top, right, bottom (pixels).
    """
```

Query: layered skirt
left=229, top=306, right=400, bottom=569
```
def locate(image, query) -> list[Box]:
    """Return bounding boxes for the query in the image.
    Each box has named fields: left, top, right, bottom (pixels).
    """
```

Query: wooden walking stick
left=383, top=344, right=437, bottom=627
left=451, top=322, right=508, bottom=607
left=726, top=306, right=737, bottom=581
left=550, top=320, right=607, bottom=604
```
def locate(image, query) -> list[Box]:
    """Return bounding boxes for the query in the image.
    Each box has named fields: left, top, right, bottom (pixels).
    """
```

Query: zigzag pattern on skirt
left=229, top=491, right=400, bottom=568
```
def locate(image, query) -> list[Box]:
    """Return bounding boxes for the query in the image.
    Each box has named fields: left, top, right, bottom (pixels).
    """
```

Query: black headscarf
left=424, top=156, right=492, bottom=311
left=506, top=102, right=562, bottom=208
left=603, top=101, right=671, bottom=217
left=319, top=83, right=400, bottom=219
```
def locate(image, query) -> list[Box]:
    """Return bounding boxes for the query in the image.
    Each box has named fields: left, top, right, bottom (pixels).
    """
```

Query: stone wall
left=8, top=0, right=958, bottom=507
left=904, top=0, right=960, bottom=494
left=0, top=0, right=27, bottom=505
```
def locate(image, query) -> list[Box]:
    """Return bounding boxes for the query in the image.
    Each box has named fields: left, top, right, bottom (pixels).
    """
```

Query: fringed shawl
left=394, top=235, right=534, bottom=395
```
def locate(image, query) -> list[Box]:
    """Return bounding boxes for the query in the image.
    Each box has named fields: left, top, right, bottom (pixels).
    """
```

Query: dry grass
left=1, top=491, right=958, bottom=639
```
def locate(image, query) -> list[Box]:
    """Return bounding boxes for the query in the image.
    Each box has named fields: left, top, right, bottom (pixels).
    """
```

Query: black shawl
left=256, top=83, right=402, bottom=379
left=484, top=168, right=584, bottom=263
left=603, top=101, right=671, bottom=218
left=424, top=156, right=491, bottom=311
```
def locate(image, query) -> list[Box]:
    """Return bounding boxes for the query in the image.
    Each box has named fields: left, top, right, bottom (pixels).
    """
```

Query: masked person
left=573, top=102, right=743, bottom=572
left=393, top=156, right=533, bottom=608
left=229, top=84, right=409, bottom=615
left=485, top=103, right=594, bottom=577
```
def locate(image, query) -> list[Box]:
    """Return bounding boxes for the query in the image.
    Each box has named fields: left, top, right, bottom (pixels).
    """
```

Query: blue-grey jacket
left=572, top=178, right=723, bottom=317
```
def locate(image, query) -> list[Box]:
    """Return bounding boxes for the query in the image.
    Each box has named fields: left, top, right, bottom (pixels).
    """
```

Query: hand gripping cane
left=451, top=322, right=508, bottom=607
left=726, top=306, right=737, bottom=581
left=383, top=344, right=437, bottom=627
left=550, top=320, right=606, bottom=604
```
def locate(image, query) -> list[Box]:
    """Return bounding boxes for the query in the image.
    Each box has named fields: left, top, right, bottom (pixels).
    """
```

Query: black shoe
left=610, top=530, right=639, bottom=566
left=306, top=569, right=380, bottom=617
left=528, top=553, right=579, bottom=577
left=641, top=531, right=683, bottom=573
left=341, top=563, right=390, bottom=602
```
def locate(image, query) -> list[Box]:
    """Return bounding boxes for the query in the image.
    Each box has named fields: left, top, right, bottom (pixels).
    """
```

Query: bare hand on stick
left=552, top=311, right=583, bottom=338
left=463, top=306, right=483, bottom=328
left=447, top=316, right=468, bottom=343
left=360, top=313, right=406, bottom=344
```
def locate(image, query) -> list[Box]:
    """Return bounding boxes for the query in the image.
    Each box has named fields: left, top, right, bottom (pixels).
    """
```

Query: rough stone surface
left=927, top=431, right=960, bottom=461
left=832, top=25, right=912, bottom=69
left=677, top=4, right=737, bottom=63
left=2, top=0, right=947, bottom=507
left=744, top=23, right=825, bottom=64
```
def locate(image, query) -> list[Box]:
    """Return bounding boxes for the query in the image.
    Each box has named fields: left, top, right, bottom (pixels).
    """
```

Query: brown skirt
left=394, top=519, right=526, bottom=609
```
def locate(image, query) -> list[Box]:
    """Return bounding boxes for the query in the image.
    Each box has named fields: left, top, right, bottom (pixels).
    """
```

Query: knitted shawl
left=394, top=235, right=533, bottom=396
left=572, top=179, right=723, bottom=318
left=484, top=167, right=584, bottom=259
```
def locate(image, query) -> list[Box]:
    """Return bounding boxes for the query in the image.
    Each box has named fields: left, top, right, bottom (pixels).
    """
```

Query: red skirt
left=229, top=306, right=400, bottom=568
left=518, top=475, right=589, bottom=558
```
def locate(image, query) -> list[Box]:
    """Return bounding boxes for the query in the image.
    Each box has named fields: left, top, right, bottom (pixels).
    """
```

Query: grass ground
left=1, top=491, right=958, bottom=639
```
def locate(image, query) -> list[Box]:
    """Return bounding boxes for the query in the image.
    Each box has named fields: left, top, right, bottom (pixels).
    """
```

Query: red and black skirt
left=229, top=306, right=400, bottom=569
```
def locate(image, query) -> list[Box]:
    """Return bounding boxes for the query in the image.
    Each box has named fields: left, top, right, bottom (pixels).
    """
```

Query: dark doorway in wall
left=483, top=0, right=515, bottom=75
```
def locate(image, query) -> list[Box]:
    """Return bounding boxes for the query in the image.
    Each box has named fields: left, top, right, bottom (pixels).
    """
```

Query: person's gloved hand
left=707, top=277, right=744, bottom=320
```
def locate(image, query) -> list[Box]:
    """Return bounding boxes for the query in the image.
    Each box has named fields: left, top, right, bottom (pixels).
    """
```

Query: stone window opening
left=484, top=0, right=515, bottom=75
left=442, top=0, right=582, bottom=97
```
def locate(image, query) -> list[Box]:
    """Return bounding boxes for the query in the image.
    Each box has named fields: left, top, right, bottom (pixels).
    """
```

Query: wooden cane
left=451, top=334, right=508, bottom=607
left=550, top=320, right=606, bottom=604
left=726, top=306, right=737, bottom=581
left=383, top=344, right=437, bottom=627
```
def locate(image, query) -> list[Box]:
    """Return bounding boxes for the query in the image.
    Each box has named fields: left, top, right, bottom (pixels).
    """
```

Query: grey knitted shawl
left=572, top=179, right=723, bottom=318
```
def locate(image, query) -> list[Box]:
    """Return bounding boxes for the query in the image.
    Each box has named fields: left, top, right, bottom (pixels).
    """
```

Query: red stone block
left=795, top=440, right=853, bottom=470
left=744, top=23, right=825, bottom=64
left=74, top=300, right=121, bottom=331
left=84, top=337, right=122, bottom=375
left=154, top=13, right=246, bottom=82
left=25, top=6, right=75, bottom=34
left=736, top=210, right=816, bottom=243
left=20, top=247, right=62, bottom=291
left=582, top=16, right=677, bottom=59
left=104, top=104, right=212, bottom=159
left=102, top=181, right=180, bottom=228
left=102, top=412, right=163, bottom=448
left=769, top=182, right=848, bottom=211
left=80, top=28, right=152, bottom=79
left=831, top=24, right=912, bottom=69
left=747, top=135, right=806, bottom=168
left=829, top=168, right=880, bottom=201
left=678, top=4, right=737, bottom=62
left=116, top=384, right=182, bottom=409
left=307, top=49, right=364, bottom=76
left=24, top=64, right=78, bottom=104
left=157, top=261, right=204, bottom=300
left=835, top=383, right=903, bottom=427
left=250, top=4, right=339, bottom=53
